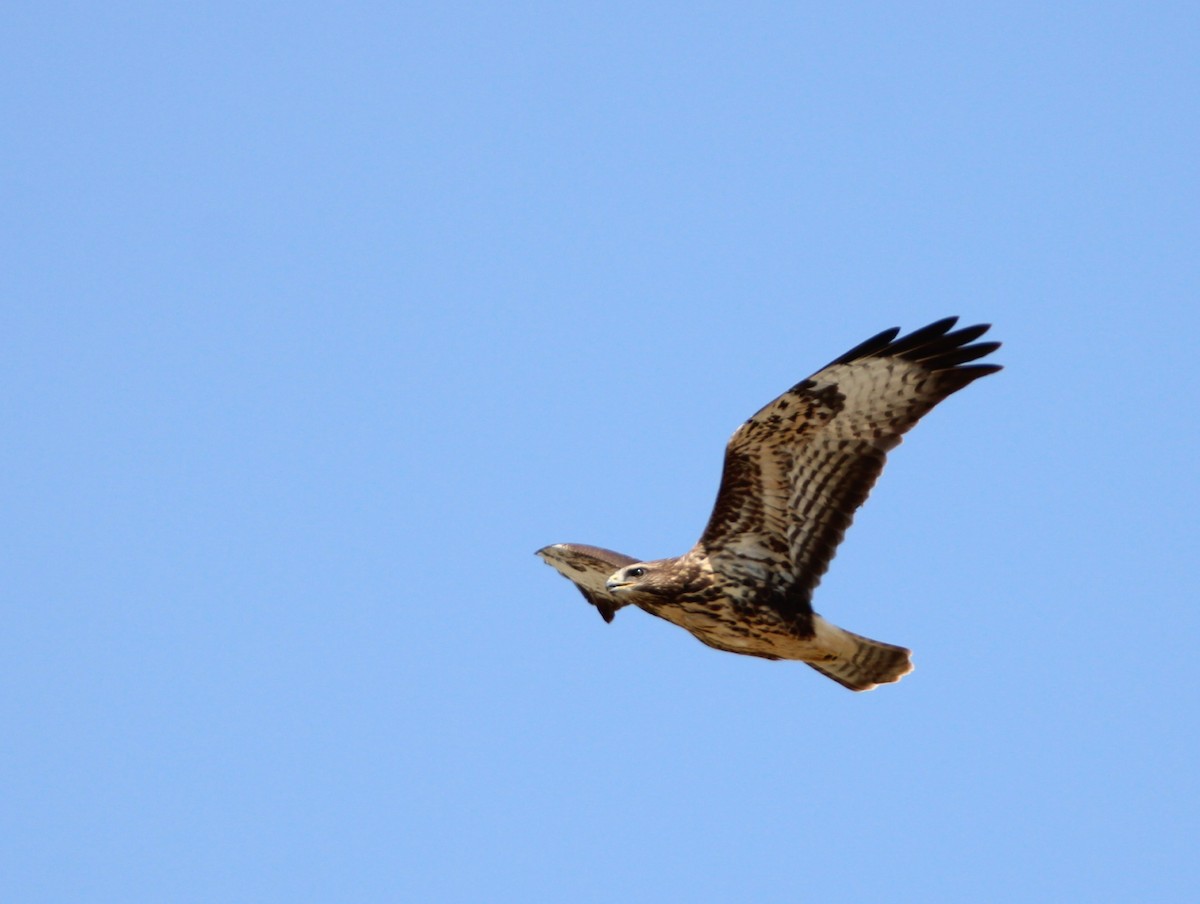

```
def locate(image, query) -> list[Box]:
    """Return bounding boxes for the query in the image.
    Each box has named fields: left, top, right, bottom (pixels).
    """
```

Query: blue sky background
left=3, top=3, right=1198, bottom=901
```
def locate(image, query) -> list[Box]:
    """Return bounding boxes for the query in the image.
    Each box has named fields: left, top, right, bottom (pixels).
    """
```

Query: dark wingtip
left=581, top=590, right=618, bottom=623
left=826, top=326, right=902, bottom=368
left=830, top=317, right=1001, bottom=376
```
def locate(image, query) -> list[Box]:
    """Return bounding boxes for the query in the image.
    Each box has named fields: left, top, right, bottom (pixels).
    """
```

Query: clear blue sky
left=4, top=3, right=1198, bottom=901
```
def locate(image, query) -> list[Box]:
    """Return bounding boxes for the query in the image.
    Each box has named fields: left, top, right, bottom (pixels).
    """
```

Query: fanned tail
left=808, top=616, right=913, bottom=691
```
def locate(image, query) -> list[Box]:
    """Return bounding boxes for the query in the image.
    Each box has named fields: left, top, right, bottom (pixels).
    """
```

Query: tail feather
left=808, top=617, right=913, bottom=691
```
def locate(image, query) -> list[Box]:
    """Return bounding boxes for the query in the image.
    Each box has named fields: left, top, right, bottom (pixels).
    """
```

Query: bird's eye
left=628, top=567, right=646, bottom=578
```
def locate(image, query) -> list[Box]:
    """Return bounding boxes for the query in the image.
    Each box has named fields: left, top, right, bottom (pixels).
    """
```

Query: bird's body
left=537, top=318, right=1000, bottom=691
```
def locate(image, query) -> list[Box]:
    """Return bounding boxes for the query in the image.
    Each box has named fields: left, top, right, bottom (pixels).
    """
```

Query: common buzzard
left=537, top=317, right=1000, bottom=691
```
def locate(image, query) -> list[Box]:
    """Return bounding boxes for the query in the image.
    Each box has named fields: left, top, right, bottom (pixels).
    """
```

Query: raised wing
left=536, top=543, right=640, bottom=623
left=696, top=317, right=1000, bottom=622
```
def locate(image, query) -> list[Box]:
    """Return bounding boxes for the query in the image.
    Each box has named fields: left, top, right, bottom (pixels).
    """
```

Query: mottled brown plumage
left=537, top=317, right=1000, bottom=691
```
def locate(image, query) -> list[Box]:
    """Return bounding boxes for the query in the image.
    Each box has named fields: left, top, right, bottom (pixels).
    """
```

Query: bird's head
left=605, top=561, right=672, bottom=597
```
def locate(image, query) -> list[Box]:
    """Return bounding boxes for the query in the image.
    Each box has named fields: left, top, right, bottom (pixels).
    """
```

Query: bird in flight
left=537, top=317, right=1000, bottom=691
